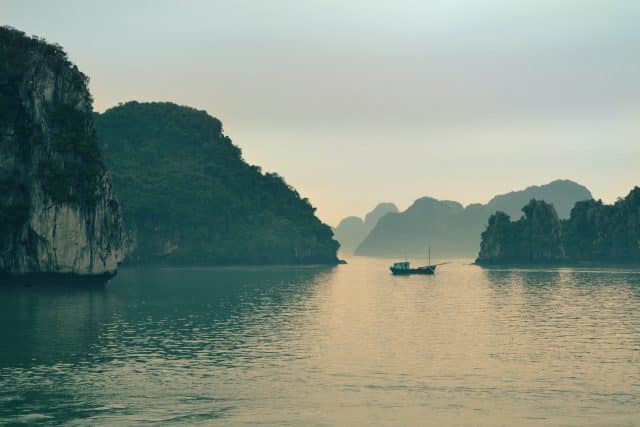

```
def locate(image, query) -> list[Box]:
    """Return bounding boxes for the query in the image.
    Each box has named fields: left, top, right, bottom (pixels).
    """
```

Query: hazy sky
left=3, top=0, right=639, bottom=225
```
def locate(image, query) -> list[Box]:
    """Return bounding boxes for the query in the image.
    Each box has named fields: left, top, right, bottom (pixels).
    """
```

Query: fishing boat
left=389, top=261, right=436, bottom=275
left=389, top=248, right=446, bottom=275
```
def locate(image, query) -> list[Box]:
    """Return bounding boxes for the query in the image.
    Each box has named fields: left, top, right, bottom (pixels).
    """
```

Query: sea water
left=1, top=258, right=638, bottom=426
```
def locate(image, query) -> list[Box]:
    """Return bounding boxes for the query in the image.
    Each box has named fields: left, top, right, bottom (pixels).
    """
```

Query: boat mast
left=428, top=247, right=431, bottom=265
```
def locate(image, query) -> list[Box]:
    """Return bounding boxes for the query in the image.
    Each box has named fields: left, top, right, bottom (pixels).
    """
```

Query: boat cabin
left=392, top=262, right=411, bottom=270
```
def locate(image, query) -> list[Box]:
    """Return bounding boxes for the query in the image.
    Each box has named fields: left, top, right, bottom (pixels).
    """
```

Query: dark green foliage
left=0, top=26, right=102, bottom=206
left=39, top=104, right=103, bottom=204
left=95, top=101, right=339, bottom=265
left=477, top=212, right=516, bottom=261
left=562, top=199, right=610, bottom=261
left=0, top=26, right=89, bottom=127
left=563, top=187, right=640, bottom=262
left=518, top=200, right=564, bottom=261
left=477, top=200, right=564, bottom=264
left=477, top=188, right=640, bottom=264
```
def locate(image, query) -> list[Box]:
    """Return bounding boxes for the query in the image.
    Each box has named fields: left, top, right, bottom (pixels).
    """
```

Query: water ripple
left=0, top=261, right=639, bottom=425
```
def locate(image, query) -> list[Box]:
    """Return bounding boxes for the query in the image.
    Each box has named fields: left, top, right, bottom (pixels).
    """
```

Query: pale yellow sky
left=4, top=0, right=639, bottom=225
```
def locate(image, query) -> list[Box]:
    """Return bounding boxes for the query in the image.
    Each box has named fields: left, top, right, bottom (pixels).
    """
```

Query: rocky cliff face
left=0, top=27, right=126, bottom=277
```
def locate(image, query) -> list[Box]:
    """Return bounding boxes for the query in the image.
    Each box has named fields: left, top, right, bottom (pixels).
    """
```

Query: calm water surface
left=1, top=258, right=639, bottom=426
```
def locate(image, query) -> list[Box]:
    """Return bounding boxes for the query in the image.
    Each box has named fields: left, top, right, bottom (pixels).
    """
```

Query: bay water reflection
left=0, top=259, right=638, bottom=425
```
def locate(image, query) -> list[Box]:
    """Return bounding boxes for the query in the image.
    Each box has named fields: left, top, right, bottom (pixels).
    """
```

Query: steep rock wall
left=0, top=27, right=126, bottom=277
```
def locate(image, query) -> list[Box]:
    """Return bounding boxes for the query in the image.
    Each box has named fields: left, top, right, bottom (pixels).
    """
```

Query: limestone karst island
left=0, top=27, right=127, bottom=281
left=0, top=26, right=339, bottom=283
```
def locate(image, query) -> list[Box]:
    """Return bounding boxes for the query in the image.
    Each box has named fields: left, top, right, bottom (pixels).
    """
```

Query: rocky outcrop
left=0, top=27, right=126, bottom=278
left=477, top=188, right=640, bottom=265
left=476, top=199, right=565, bottom=265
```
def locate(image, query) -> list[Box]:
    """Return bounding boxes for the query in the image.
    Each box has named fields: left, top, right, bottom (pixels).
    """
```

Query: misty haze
left=0, top=2, right=639, bottom=426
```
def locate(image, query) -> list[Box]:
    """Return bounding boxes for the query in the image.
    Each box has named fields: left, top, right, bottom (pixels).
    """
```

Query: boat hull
left=390, top=265, right=436, bottom=275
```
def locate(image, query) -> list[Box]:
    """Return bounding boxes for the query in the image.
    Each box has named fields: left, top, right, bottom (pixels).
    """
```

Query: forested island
left=95, top=102, right=339, bottom=265
left=476, top=187, right=640, bottom=265
left=0, top=26, right=340, bottom=281
left=3, top=25, right=637, bottom=276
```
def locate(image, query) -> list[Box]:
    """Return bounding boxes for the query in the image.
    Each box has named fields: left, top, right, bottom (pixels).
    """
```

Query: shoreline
left=118, top=258, right=345, bottom=269
left=474, top=260, right=640, bottom=269
left=0, top=271, right=116, bottom=287
left=0, top=259, right=347, bottom=286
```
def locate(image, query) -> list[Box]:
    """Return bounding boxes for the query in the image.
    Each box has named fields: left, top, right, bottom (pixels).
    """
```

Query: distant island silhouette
left=336, top=180, right=592, bottom=258
left=333, top=203, right=397, bottom=254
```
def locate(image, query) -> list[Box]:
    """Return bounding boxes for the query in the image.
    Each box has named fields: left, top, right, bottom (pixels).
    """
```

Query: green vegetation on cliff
left=562, top=188, right=640, bottom=262
left=477, top=200, right=564, bottom=264
left=0, top=26, right=126, bottom=276
left=476, top=187, right=640, bottom=265
left=0, top=26, right=103, bottom=208
left=95, top=101, right=339, bottom=265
